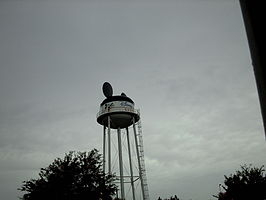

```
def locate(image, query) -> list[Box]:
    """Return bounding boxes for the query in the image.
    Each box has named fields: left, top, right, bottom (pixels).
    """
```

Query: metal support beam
left=108, top=116, right=111, bottom=175
left=126, top=127, right=136, bottom=200
left=103, top=126, right=106, bottom=173
left=133, top=117, right=145, bottom=200
left=117, top=127, right=125, bottom=200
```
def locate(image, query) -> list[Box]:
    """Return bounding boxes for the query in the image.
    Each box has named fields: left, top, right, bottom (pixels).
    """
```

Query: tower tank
left=97, top=94, right=140, bottom=129
left=97, top=82, right=140, bottom=129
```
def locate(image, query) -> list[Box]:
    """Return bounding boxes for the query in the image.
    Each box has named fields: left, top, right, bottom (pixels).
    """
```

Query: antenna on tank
left=102, top=82, right=113, bottom=98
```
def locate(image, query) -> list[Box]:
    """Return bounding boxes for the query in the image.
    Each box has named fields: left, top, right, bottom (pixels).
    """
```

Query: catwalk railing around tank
left=96, top=106, right=139, bottom=118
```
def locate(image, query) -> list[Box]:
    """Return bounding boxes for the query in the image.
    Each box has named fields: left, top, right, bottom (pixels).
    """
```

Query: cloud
left=0, top=1, right=265, bottom=200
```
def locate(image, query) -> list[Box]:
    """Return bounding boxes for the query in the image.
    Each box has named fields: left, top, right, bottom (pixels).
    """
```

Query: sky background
left=0, top=0, right=265, bottom=200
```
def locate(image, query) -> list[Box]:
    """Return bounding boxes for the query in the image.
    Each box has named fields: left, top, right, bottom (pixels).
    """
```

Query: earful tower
left=97, top=82, right=149, bottom=200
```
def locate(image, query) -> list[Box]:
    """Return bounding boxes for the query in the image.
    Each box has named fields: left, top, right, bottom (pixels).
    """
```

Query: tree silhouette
left=214, top=164, right=266, bottom=200
left=19, top=149, right=117, bottom=200
left=157, top=195, right=179, bottom=200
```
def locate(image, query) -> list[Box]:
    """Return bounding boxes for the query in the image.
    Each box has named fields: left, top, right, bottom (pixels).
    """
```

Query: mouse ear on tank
left=102, top=82, right=113, bottom=98
left=121, top=92, right=127, bottom=97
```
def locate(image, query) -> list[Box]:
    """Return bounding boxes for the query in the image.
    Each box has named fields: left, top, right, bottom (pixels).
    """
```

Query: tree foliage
left=214, top=164, right=266, bottom=200
left=157, top=195, right=179, bottom=200
left=19, top=149, right=117, bottom=200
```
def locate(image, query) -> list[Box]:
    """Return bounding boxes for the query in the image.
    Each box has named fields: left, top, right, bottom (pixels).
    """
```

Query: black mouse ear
left=102, top=82, right=113, bottom=97
left=121, top=92, right=127, bottom=97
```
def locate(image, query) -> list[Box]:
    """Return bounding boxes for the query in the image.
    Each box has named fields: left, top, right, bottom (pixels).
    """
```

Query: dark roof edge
left=100, top=95, right=135, bottom=106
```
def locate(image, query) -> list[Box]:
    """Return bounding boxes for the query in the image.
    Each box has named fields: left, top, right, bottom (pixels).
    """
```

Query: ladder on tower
left=136, top=110, right=150, bottom=200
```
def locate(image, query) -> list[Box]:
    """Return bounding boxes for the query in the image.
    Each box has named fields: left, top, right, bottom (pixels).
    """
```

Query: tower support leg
left=133, top=117, right=145, bottom=200
left=103, top=126, right=106, bottom=173
left=108, top=116, right=111, bottom=175
left=126, top=127, right=136, bottom=200
left=117, top=127, right=125, bottom=200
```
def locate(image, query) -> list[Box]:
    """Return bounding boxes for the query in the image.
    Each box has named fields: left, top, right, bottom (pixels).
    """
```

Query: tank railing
left=97, top=106, right=138, bottom=118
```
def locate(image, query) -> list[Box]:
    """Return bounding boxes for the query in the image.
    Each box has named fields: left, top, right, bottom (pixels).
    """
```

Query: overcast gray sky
left=0, top=0, right=265, bottom=200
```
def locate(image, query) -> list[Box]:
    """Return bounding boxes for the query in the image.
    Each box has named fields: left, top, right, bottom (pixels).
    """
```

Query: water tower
left=97, top=82, right=149, bottom=200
